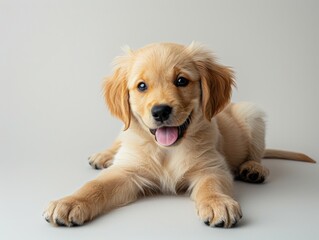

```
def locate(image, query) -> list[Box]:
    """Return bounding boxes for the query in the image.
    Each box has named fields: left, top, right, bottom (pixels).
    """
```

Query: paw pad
left=238, top=161, right=269, bottom=184
left=214, top=221, right=225, bottom=228
left=55, top=218, right=66, bottom=227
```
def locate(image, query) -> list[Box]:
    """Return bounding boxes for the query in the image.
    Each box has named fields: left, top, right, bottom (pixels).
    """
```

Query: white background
left=1, top=0, right=318, bottom=239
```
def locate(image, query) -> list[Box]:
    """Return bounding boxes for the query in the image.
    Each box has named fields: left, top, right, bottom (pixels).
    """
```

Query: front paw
left=196, top=194, right=242, bottom=228
left=88, top=151, right=114, bottom=169
left=43, top=196, right=92, bottom=227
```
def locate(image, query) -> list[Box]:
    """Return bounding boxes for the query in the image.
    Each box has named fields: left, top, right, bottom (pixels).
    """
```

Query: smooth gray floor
left=1, top=157, right=318, bottom=240
left=1, top=0, right=319, bottom=239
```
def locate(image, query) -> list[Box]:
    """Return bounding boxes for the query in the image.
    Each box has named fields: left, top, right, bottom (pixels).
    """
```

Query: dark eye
left=174, top=77, right=189, bottom=87
left=137, top=82, right=147, bottom=92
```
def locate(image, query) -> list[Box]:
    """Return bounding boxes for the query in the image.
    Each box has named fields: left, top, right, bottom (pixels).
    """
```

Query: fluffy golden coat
left=44, top=42, right=314, bottom=228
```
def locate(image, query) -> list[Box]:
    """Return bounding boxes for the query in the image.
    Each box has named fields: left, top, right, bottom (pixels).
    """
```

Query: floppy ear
left=188, top=43, right=235, bottom=120
left=103, top=59, right=131, bottom=130
left=200, top=62, right=235, bottom=120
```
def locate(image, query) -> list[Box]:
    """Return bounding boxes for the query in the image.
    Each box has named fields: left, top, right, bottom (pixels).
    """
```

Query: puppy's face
left=127, top=44, right=201, bottom=146
left=104, top=43, right=234, bottom=147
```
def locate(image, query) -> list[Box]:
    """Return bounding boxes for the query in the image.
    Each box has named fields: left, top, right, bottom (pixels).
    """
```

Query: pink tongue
left=155, top=127, right=179, bottom=146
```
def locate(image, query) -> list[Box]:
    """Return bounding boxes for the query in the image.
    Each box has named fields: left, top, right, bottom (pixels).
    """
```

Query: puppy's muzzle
left=149, top=114, right=191, bottom=147
left=151, top=104, right=172, bottom=122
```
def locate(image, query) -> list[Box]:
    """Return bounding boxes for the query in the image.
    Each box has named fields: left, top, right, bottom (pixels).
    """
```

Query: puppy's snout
left=151, top=104, right=172, bottom=122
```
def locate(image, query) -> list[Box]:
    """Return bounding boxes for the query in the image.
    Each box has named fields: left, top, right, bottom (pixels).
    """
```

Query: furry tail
left=263, top=149, right=316, bottom=163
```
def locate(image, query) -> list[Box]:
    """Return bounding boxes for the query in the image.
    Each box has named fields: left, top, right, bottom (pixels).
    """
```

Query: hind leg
left=238, top=117, right=269, bottom=183
left=234, top=103, right=269, bottom=183
left=238, top=161, right=269, bottom=183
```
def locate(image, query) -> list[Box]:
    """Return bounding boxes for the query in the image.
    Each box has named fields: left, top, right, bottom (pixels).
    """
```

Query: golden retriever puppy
left=43, top=42, right=315, bottom=228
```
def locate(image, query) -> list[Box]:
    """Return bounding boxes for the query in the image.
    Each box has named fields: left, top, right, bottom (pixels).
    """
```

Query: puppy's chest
left=153, top=149, right=191, bottom=194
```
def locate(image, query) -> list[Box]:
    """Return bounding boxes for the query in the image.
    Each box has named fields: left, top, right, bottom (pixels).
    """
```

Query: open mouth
left=149, top=114, right=191, bottom=147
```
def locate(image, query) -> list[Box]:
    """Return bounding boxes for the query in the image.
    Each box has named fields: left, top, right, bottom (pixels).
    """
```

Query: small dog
left=43, top=42, right=315, bottom=228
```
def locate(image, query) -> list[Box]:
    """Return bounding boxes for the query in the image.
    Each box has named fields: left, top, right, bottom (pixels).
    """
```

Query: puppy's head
left=104, top=42, right=235, bottom=146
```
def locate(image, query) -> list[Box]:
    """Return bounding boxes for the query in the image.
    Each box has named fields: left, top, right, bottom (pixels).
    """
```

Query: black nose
left=151, top=104, right=172, bottom=122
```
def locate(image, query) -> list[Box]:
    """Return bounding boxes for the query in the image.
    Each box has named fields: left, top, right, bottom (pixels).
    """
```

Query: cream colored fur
left=43, top=42, right=314, bottom=228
